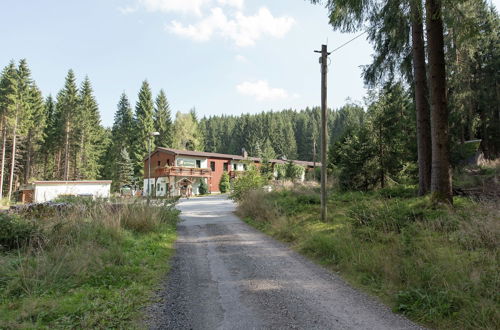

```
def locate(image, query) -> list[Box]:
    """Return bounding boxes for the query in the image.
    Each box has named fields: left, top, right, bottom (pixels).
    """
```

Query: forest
left=0, top=0, right=498, bottom=201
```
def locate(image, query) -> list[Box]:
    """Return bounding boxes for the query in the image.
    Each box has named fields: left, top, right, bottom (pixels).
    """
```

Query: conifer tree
left=114, top=147, right=134, bottom=191
left=133, top=80, right=155, bottom=176
left=56, top=70, right=79, bottom=180
left=154, top=89, right=173, bottom=147
left=41, top=95, right=57, bottom=179
left=76, top=77, right=104, bottom=179
left=0, top=62, right=18, bottom=198
left=22, top=83, right=46, bottom=183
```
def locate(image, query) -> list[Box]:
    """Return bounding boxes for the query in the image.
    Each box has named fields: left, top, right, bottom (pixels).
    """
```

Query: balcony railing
left=154, top=166, right=212, bottom=177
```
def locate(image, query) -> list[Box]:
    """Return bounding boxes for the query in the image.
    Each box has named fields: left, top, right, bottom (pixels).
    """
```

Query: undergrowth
left=0, top=198, right=179, bottom=329
left=237, top=186, right=500, bottom=329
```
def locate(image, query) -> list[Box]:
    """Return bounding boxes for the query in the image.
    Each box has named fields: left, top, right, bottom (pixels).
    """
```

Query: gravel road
left=147, top=195, right=422, bottom=330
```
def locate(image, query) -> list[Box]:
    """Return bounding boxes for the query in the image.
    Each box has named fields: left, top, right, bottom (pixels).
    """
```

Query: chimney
left=242, top=148, right=248, bottom=158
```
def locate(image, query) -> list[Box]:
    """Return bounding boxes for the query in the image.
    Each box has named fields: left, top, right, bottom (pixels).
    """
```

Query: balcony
left=154, top=166, right=212, bottom=178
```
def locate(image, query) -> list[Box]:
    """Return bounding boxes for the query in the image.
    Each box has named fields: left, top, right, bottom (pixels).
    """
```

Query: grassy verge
left=237, top=186, right=499, bottom=329
left=0, top=199, right=179, bottom=329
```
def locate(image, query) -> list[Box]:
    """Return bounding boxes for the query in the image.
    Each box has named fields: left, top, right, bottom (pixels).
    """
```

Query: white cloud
left=217, top=0, right=244, bottom=9
left=236, top=80, right=289, bottom=101
left=139, top=0, right=210, bottom=16
left=235, top=55, right=248, bottom=63
left=118, top=5, right=138, bottom=14
left=168, top=7, right=295, bottom=47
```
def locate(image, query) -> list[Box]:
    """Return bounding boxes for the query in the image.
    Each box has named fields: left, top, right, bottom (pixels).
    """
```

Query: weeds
left=0, top=198, right=179, bottom=328
left=238, top=185, right=500, bottom=329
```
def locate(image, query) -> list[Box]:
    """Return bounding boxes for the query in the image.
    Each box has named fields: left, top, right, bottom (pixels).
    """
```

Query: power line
left=330, top=30, right=367, bottom=54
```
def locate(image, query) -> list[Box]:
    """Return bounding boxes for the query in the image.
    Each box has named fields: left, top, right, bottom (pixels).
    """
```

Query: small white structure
left=21, top=181, right=112, bottom=203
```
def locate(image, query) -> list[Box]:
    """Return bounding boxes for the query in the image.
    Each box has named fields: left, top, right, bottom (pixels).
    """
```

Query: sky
left=1, top=0, right=498, bottom=127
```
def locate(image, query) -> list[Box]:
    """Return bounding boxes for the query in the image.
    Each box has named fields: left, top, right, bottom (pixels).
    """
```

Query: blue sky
left=1, top=0, right=498, bottom=127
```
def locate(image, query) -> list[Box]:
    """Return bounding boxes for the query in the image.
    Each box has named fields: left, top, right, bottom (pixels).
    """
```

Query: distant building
left=143, top=147, right=319, bottom=197
left=19, top=181, right=112, bottom=203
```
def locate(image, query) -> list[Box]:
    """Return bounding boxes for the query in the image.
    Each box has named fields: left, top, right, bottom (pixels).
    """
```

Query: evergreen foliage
left=133, top=80, right=155, bottom=176
left=219, top=171, right=230, bottom=193
left=154, top=89, right=173, bottom=148
left=198, top=179, right=208, bottom=195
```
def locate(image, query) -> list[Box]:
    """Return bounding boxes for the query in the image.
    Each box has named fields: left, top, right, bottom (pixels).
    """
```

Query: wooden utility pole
left=315, top=44, right=330, bottom=221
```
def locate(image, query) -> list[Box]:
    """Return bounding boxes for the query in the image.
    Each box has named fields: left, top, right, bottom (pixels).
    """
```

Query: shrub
left=0, top=214, right=38, bottom=251
left=219, top=171, right=230, bottom=193
left=230, top=167, right=265, bottom=201
left=198, top=179, right=208, bottom=195
left=286, top=162, right=305, bottom=181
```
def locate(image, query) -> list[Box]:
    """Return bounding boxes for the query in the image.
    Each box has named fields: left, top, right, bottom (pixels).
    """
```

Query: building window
left=196, top=160, right=201, bottom=168
left=210, top=161, right=215, bottom=171
left=157, top=160, right=161, bottom=167
left=233, top=163, right=237, bottom=171
left=243, top=164, right=248, bottom=171
left=167, top=159, right=171, bottom=166
left=223, top=163, right=228, bottom=171
left=157, top=183, right=160, bottom=191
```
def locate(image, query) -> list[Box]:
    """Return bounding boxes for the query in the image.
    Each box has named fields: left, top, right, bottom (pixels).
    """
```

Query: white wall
left=230, top=161, right=245, bottom=171
left=34, top=182, right=111, bottom=202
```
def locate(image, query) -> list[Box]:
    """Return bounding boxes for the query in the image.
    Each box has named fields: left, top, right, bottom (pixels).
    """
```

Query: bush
left=219, top=171, right=230, bottom=193
left=0, top=214, right=38, bottom=251
left=286, top=162, right=305, bottom=181
left=198, top=179, right=208, bottom=195
left=230, top=167, right=265, bottom=201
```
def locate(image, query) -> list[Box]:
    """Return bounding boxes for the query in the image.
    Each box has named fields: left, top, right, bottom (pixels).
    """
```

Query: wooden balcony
left=154, top=166, right=212, bottom=178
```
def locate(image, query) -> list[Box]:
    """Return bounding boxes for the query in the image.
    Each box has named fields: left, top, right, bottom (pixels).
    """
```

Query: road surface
left=147, top=195, right=421, bottom=330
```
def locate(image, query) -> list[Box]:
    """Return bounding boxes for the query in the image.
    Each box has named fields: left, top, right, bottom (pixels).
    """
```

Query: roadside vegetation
left=233, top=161, right=499, bottom=329
left=0, top=198, right=179, bottom=329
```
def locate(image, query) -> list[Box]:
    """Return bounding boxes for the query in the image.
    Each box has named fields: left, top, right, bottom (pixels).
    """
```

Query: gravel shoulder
left=146, top=195, right=422, bottom=330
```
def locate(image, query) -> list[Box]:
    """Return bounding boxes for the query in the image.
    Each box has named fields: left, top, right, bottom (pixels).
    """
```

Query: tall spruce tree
left=154, top=89, right=173, bottom=147
left=76, top=77, right=104, bottom=179
left=0, top=62, right=18, bottom=198
left=56, top=70, right=79, bottom=180
left=22, top=83, right=46, bottom=183
left=133, top=80, right=155, bottom=176
left=41, top=95, right=57, bottom=179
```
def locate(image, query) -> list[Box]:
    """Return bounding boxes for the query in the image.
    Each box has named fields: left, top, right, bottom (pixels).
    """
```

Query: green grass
left=0, top=200, right=179, bottom=329
left=237, top=187, right=500, bottom=329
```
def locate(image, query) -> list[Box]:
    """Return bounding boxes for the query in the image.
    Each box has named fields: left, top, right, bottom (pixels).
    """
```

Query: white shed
left=21, top=181, right=112, bottom=203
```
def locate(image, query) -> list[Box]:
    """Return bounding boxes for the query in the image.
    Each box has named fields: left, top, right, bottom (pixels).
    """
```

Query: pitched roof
left=157, top=147, right=260, bottom=161
left=147, top=147, right=320, bottom=167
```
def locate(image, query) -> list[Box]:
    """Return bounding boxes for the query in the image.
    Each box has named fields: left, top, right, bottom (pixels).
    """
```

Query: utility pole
left=147, top=132, right=160, bottom=206
left=315, top=44, right=331, bottom=222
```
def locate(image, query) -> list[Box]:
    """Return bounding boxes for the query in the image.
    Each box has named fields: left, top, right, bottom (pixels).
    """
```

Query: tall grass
left=0, top=199, right=179, bottom=328
left=238, top=186, right=500, bottom=329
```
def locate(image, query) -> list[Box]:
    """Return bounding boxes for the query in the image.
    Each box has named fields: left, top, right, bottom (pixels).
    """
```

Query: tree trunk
left=0, top=117, right=6, bottom=198
left=24, top=132, right=32, bottom=184
left=7, top=114, right=18, bottom=201
left=425, top=0, right=453, bottom=203
left=63, top=121, right=70, bottom=181
left=411, top=0, right=432, bottom=196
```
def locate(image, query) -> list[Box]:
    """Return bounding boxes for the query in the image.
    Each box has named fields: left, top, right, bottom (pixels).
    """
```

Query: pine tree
left=22, top=83, right=46, bottom=183
left=0, top=62, right=18, bottom=198
left=56, top=70, right=79, bottom=180
left=7, top=59, right=34, bottom=200
left=133, top=80, right=155, bottom=176
left=426, top=0, right=452, bottom=203
left=154, top=89, right=173, bottom=147
left=114, top=147, right=134, bottom=191
left=76, top=77, right=104, bottom=179
left=41, top=95, right=58, bottom=179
